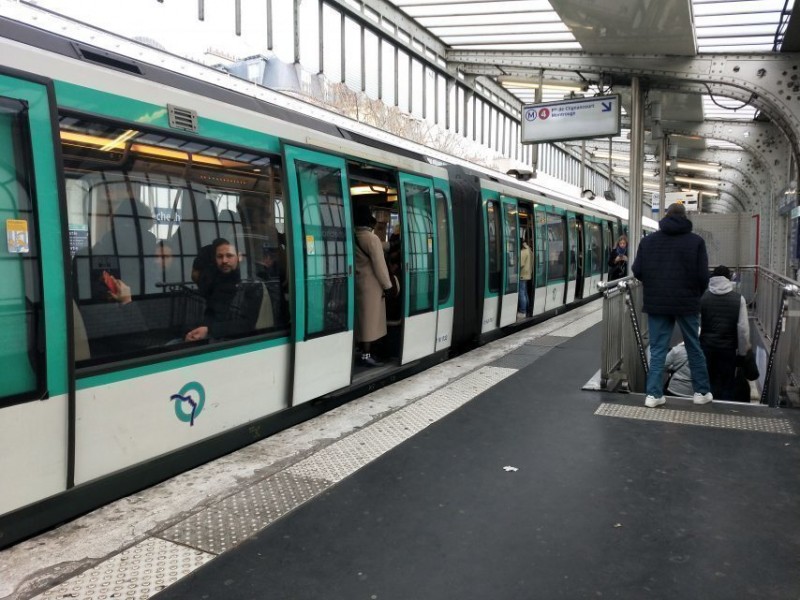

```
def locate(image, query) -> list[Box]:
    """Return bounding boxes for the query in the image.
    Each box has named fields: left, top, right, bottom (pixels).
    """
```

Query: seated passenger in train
left=184, top=238, right=264, bottom=342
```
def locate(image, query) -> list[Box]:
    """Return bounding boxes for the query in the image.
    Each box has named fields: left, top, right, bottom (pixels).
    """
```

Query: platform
left=5, top=300, right=800, bottom=600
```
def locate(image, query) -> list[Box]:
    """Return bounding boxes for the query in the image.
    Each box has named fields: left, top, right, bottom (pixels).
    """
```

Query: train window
left=587, top=222, right=603, bottom=275
left=546, top=213, right=566, bottom=281
left=486, top=200, right=502, bottom=293
left=567, top=216, right=579, bottom=282
left=534, top=210, right=547, bottom=288
left=503, top=201, right=518, bottom=294
left=0, top=99, right=44, bottom=402
left=434, top=190, right=451, bottom=304
left=404, top=182, right=435, bottom=315
left=61, top=116, right=289, bottom=366
left=295, top=161, right=348, bottom=337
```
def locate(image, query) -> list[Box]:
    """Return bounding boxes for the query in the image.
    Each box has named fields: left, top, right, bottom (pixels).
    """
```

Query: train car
left=0, top=17, right=651, bottom=547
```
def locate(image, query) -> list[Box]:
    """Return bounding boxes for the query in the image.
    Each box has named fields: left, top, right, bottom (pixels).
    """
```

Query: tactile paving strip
left=31, top=537, right=213, bottom=600
left=287, top=366, right=517, bottom=483
left=157, top=472, right=329, bottom=555
left=156, top=366, right=517, bottom=556
left=595, top=402, right=796, bottom=435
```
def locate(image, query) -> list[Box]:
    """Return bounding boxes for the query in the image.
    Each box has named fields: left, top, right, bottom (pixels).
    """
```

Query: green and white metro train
left=0, top=17, right=656, bottom=547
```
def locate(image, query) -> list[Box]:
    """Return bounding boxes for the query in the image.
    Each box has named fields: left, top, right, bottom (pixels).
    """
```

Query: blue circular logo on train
left=170, top=381, right=206, bottom=426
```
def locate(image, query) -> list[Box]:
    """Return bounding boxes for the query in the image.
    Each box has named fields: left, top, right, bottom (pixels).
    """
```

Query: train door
left=284, top=146, right=354, bottom=403
left=517, top=202, right=534, bottom=319
left=433, top=186, right=455, bottom=352
left=480, top=191, right=502, bottom=333
left=604, top=221, right=615, bottom=281
left=398, top=172, right=438, bottom=363
left=532, top=206, right=548, bottom=315
left=586, top=219, right=603, bottom=292
left=0, top=76, right=69, bottom=519
left=566, top=213, right=582, bottom=302
left=498, top=195, right=520, bottom=327
left=544, top=209, right=567, bottom=312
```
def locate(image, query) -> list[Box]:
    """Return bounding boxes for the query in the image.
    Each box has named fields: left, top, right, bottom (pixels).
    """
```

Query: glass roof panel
left=693, top=0, right=791, bottom=52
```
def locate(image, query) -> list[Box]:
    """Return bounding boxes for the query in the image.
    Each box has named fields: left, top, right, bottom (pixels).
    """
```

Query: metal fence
left=599, top=277, right=648, bottom=393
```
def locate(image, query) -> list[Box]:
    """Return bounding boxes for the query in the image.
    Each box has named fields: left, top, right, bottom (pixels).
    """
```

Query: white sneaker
left=645, top=395, right=666, bottom=408
left=693, top=392, right=713, bottom=405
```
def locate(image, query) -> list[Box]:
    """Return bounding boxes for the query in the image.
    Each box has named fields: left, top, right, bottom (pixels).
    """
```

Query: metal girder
left=447, top=50, right=800, bottom=164
left=660, top=120, right=785, bottom=197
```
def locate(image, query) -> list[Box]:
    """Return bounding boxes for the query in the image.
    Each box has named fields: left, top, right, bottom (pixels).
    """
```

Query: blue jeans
left=647, top=313, right=710, bottom=398
left=518, top=279, right=530, bottom=314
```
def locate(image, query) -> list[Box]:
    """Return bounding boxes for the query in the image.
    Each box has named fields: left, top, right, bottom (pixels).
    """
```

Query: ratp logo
left=170, top=381, right=206, bottom=426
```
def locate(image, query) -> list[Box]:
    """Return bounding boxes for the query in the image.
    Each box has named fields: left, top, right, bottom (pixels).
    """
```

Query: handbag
left=736, top=349, right=759, bottom=381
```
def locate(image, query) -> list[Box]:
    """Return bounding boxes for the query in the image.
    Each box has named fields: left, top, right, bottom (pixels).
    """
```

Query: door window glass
left=534, top=209, right=547, bottom=288
left=295, top=161, right=348, bottom=337
left=486, top=200, right=501, bottom=293
left=546, top=213, right=566, bottom=281
left=587, top=222, right=603, bottom=275
left=434, top=190, right=451, bottom=305
left=0, top=99, right=44, bottom=401
left=404, top=182, right=435, bottom=314
left=62, top=116, right=289, bottom=366
left=503, top=201, right=518, bottom=294
left=567, top=216, right=578, bottom=282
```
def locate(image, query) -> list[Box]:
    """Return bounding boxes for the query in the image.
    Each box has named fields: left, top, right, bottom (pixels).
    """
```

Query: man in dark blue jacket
left=632, top=202, right=712, bottom=408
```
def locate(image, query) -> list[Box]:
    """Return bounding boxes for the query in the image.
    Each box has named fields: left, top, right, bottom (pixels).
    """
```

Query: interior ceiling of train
left=383, top=0, right=799, bottom=213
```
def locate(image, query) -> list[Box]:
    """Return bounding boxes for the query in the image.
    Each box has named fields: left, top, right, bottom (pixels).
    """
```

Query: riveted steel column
left=659, top=135, right=667, bottom=220
left=629, top=76, right=644, bottom=269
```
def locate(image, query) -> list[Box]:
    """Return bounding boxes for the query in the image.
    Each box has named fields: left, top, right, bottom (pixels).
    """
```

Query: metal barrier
left=599, top=277, right=648, bottom=393
left=598, top=266, right=800, bottom=406
left=749, top=268, right=800, bottom=407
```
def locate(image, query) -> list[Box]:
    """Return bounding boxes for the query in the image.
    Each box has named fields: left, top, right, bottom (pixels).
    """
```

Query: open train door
left=398, top=172, right=439, bottom=364
left=284, top=146, right=354, bottom=404
left=0, top=74, right=70, bottom=527
left=497, top=195, right=520, bottom=327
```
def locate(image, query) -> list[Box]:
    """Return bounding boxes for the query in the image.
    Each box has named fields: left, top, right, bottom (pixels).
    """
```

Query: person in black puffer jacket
left=700, top=265, right=750, bottom=400
left=632, top=202, right=712, bottom=408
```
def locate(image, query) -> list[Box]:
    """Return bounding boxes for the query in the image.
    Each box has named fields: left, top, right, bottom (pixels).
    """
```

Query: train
left=0, top=16, right=656, bottom=548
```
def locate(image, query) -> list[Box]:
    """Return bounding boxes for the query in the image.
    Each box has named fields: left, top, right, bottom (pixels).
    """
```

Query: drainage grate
left=595, top=402, right=796, bottom=435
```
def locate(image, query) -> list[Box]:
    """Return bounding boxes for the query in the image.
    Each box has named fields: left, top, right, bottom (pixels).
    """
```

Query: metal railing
left=597, top=266, right=800, bottom=408
left=599, top=277, right=648, bottom=393
left=745, top=267, right=800, bottom=407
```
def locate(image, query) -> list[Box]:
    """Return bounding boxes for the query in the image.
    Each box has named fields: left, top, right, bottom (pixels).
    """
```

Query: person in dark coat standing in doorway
left=632, top=202, right=712, bottom=408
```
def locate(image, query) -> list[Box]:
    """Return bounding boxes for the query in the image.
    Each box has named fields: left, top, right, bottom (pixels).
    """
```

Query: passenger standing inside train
left=632, top=202, right=712, bottom=408
left=607, top=235, right=628, bottom=280
left=353, top=204, right=394, bottom=367
left=518, top=237, right=532, bottom=318
left=700, top=265, right=750, bottom=400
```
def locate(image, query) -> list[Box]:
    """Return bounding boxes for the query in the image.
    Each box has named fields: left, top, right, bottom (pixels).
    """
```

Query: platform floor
left=5, top=300, right=800, bottom=599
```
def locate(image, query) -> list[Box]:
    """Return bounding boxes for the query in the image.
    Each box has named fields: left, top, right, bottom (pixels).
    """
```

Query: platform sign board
left=665, top=190, right=698, bottom=212
left=521, top=95, right=620, bottom=144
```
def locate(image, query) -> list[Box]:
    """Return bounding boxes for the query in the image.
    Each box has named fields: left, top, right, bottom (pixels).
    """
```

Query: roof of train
left=1, top=10, right=655, bottom=228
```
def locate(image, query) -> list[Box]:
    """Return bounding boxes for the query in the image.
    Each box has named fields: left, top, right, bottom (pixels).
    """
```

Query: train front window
left=60, top=116, right=289, bottom=366
left=0, top=99, right=44, bottom=402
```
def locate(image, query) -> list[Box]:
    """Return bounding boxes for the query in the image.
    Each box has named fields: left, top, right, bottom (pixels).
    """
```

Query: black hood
left=658, top=215, right=693, bottom=235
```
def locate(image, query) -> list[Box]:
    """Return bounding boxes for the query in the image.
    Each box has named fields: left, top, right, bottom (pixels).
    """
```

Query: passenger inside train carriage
left=348, top=165, right=402, bottom=370
left=62, top=116, right=290, bottom=365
